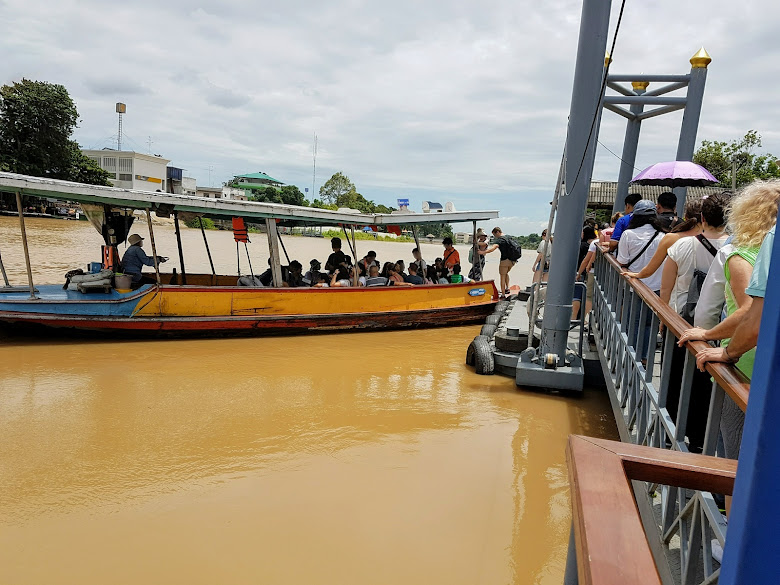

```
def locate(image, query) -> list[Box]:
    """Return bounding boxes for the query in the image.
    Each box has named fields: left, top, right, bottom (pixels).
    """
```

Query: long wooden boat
left=0, top=172, right=499, bottom=337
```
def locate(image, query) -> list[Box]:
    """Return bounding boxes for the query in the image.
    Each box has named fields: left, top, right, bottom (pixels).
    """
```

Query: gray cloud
left=85, top=79, right=152, bottom=97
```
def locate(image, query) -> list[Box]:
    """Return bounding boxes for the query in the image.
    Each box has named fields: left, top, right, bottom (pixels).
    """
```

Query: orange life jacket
left=232, top=217, right=250, bottom=243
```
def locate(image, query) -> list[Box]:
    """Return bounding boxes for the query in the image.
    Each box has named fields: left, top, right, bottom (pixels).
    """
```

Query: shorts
left=499, top=258, right=516, bottom=275
left=586, top=272, right=594, bottom=301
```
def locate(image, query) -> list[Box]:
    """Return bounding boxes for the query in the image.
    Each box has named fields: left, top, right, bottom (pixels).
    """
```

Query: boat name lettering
left=468, top=288, right=486, bottom=297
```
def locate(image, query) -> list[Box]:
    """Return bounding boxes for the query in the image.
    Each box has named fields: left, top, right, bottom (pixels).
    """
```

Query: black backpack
left=502, top=237, right=522, bottom=261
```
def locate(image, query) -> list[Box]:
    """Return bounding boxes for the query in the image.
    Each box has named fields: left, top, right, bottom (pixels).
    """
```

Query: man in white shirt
left=617, top=200, right=665, bottom=292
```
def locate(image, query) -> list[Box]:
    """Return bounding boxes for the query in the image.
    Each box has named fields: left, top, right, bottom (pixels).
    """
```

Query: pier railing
left=576, top=249, right=750, bottom=585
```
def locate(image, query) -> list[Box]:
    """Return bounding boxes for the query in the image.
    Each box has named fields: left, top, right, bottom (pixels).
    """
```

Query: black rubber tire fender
left=485, top=314, right=501, bottom=326
left=494, top=331, right=529, bottom=353
left=480, top=323, right=497, bottom=337
left=466, top=334, right=490, bottom=366
left=494, top=300, right=510, bottom=313
left=472, top=336, right=495, bottom=375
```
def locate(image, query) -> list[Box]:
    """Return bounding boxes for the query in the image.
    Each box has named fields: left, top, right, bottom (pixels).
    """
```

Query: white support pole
left=265, top=218, right=283, bottom=287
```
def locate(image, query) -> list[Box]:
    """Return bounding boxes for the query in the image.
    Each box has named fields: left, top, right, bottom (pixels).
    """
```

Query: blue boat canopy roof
left=0, top=172, right=499, bottom=226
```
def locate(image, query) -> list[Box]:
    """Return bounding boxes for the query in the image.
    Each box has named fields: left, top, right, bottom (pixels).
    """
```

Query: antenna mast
left=312, top=132, right=318, bottom=199
left=116, top=103, right=126, bottom=150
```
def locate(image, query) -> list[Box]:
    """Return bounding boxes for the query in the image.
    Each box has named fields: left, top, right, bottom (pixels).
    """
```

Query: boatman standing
left=121, top=234, right=167, bottom=285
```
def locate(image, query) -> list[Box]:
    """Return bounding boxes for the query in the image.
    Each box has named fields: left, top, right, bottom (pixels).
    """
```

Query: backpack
left=679, top=235, right=718, bottom=324
left=502, top=236, right=522, bottom=261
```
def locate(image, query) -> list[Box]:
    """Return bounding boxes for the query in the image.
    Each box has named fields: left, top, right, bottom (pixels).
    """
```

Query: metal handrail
left=598, top=249, right=750, bottom=411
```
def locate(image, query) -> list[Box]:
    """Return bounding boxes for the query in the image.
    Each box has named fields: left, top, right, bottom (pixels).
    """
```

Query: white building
left=195, top=186, right=249, bottom=201
left=82, top=149, right=171, bottom=192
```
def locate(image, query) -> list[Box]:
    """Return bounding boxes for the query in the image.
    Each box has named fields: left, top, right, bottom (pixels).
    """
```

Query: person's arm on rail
left=678, top=255, right=753, bottom=345
left=625, top=234, right=675, bottom=279
left=694, top=298, right=763, bottom=371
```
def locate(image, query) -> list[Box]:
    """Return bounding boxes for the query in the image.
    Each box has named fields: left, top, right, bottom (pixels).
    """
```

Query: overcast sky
left=2, top=0, right=778, bottom=235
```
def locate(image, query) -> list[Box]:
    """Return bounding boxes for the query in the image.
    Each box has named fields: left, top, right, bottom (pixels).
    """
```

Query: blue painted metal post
left=540, top=0, right=611, bottom=365
left=673, top=48, right=711, bottom=218
left=719, top=229, right=780, bottom=584
left=613, top=83, right=648, bottom=214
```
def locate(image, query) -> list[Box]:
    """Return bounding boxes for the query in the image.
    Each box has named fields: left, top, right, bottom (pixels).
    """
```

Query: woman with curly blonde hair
left=681, top=180, right=780, bottom=376
left=678, top=179, right=780, bottom=472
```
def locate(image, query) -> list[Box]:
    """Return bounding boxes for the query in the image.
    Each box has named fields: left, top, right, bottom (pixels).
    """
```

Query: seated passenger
left=303, top=259, right=323, bottom=286
left=325, top=237, right=347, bottom=272
left=330, top=266, right=356, bottom=287
left=285, top=260, right=304, bottom=287
left=433, top=257, right=448, bottom=284
left=395, top=260, right=407, bottom=278
left=358, top=251, right=378, bottom=276
left=448, top=263, right=469, bottom=284
left=312, top=273, right=329, bottom=287
left=259, top=258, right=289, bottom=286
left=121, top=233, right=168, bottom=285
left=365, top=265, right=389, bottom=287
left=404, top=263, right=424, bottom=285
left=425, top=265, right=438, bottom=284
left=412, top=247, right=428, bottom=274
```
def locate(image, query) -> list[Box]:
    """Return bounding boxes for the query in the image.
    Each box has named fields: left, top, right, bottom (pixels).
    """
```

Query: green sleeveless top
left=723, top=246, right=760, bottom=379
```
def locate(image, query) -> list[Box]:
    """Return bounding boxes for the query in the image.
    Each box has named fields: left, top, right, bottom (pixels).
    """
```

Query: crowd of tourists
left=593, top=181, right=778, bottom=467
left=239, top=235, right=493, bottom=289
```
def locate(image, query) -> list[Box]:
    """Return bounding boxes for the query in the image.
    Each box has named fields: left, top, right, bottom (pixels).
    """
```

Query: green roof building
left=231, top=172, right=284, bottom=191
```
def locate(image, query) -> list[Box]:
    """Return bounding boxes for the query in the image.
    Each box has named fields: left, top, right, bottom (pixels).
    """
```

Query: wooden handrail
left=599, top=250, right=750, bottom=411
left=567, top=435, right=737, bottom=585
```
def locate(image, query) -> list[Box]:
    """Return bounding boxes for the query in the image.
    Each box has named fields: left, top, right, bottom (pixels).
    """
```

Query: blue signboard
left=397, top=198, right=409, bottom=209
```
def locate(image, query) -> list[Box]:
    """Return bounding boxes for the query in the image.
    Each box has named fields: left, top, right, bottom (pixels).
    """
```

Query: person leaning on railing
left=679, top=179, right=780, bottom=464
left=658, top=193, right=730, bottom=453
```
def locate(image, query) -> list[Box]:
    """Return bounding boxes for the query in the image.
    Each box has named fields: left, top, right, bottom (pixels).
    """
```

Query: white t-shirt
left=587, top=240, right=598, bottom=273
left=617, top=224, right=664, bottom=292
left=694, top=242, right=734, bottom=329
left=667, top=234, right=729, bottom=312
left=359, top=276, right=367, bottom=287
left=336, top=279, right=351, bottom=287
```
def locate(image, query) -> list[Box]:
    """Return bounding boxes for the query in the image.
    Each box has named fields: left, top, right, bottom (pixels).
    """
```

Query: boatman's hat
left=128, top=234, right=144, bottom=245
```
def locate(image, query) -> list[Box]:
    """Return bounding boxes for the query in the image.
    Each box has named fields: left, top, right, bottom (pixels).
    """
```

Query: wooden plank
left=567, top=435, right=662, bottom=585
left=582, top=436, right=737, bottom=495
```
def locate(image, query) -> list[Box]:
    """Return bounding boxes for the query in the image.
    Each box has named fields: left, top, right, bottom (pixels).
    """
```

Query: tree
left=319, top=172, right=355, bottom=204
left=279, top=185, right=307, bottom=206
left=0, top=79, right=111, bottom=185
left=693, top=130, right=780, bottom=189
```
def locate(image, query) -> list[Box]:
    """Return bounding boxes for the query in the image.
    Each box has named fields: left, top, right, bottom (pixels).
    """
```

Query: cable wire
left=566, top=0, right=628, bottom=194
left=597, top=139, right=642, bottom=172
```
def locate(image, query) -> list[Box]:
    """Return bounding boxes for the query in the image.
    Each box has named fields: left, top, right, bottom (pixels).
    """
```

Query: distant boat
left=0, top=173, right=500, bottom=338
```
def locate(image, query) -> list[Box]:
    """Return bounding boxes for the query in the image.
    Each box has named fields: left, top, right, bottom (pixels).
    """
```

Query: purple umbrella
left=631, top=161, right=718, bottom=187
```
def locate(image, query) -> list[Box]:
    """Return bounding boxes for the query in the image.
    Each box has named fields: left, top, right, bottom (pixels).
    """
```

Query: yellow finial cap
left=632, top=81, right=650, bottom=91
left=690, top=47, right=712, bottom=69
left=604, top=51, right=612, bottom=67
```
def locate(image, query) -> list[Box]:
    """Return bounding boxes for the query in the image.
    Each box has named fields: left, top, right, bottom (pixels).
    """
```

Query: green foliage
left=0, top=79, right=112, bottom=185
left=319, top=172, right=355, bottom=204
left=693, top=130, right=780, bottom=188
left=586, top=208, right=612, bottom=227
left=311, top=198, right=338, bottom=210
left=406, top=223, right=452, bottom=239
left=244, top=184, right=309, bottom=206
left=512, top=233, right=542, bottom=250
left=62, top=142, right=113, bottom=185
left=184, top=216, right=216, bottom=229
left=322, top=229, right=414, bottom=243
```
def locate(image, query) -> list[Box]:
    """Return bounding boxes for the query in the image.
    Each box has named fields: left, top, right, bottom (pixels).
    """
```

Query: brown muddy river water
left=0, top=216, right=616, bottom=584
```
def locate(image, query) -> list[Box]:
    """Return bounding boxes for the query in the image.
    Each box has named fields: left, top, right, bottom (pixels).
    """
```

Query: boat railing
left=569, top=248, right=750, bottom=585
left=565, top=435, right=737, bottom=585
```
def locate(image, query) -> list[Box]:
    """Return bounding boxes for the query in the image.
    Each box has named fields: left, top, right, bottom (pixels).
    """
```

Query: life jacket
left=102, top=245, right=120, bottom=271
left=232, top=217, right=250, bottom=243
